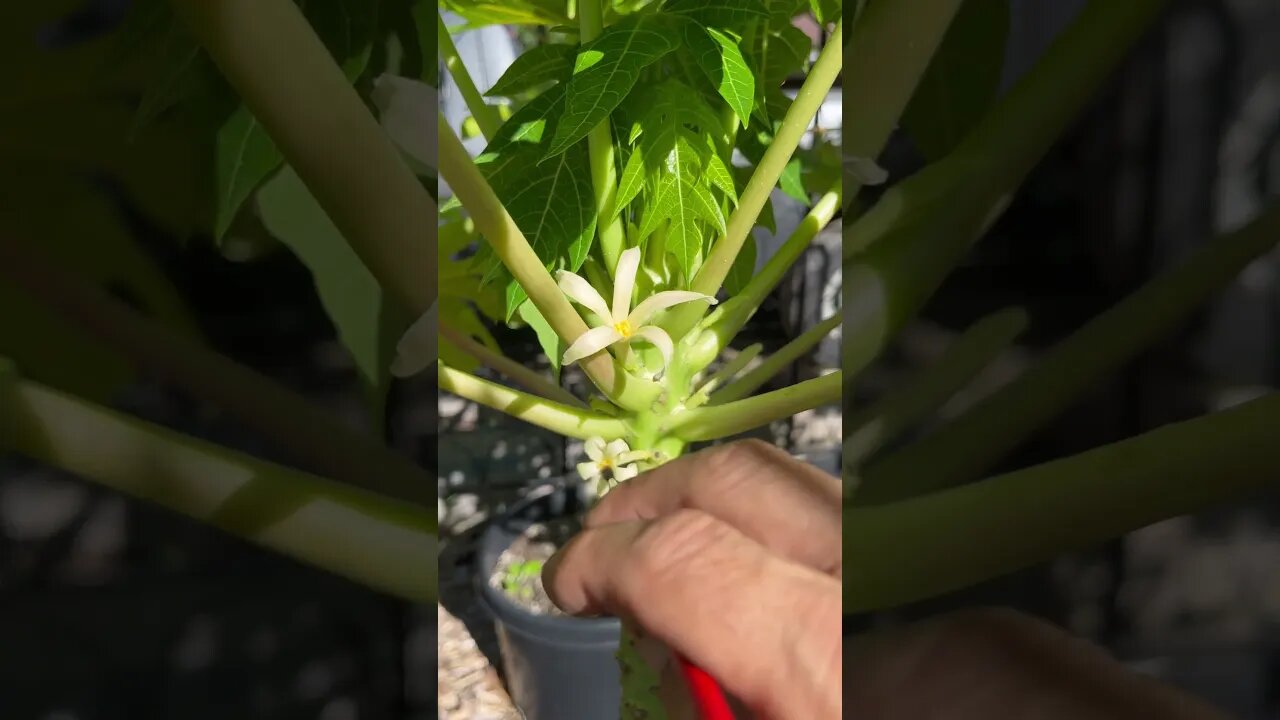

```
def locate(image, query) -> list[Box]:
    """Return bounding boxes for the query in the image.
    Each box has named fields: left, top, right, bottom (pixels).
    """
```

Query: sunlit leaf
left=545, top=14, right=680, bottom=157
left=517, top=299, right=563, bottom=380
left=637, top=131, right=723, bottom=275
left=471, top=85, right=598, bottom=319
left=686, top=24, right=756, bottom=127
left=486, top=42, right=577, bottom=97
left=743, top=13, right=810, bottom=124
left=664, top=0, right=770, bottom=31
left=441, top=0, right=571, bottom=29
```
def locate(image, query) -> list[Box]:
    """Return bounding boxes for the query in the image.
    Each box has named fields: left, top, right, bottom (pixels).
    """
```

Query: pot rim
left=475, top=479, right=622, bottom=641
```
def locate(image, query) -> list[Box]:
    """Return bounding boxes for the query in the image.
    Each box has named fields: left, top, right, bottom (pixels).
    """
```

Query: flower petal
left=630, top=325, right=674, bottom=368
left=604, top=438, right=630, bottom=460
left=614, top=464, right=639, bottom=483
left=628, top=291, right=716, bottom=327
left=390, top=302, right=437, bottom=378
left=612, top=247, right=642, bottom=320
left=562, top=326, right=623, bottom=366
left=558, top=270, right=613, bottom=323
left=584, top=437, right=606, bottom=462
left=577, top=461, right=602, bottom=480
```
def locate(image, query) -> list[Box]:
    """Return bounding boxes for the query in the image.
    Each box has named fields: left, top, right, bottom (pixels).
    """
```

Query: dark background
left=851, top=1, right=1280, bottom=717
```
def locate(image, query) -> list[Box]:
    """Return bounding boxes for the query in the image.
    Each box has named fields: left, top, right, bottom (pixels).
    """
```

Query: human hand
left=542, top=438, right=1228, bottom=720
left=542, top=440, right=842, bottom=720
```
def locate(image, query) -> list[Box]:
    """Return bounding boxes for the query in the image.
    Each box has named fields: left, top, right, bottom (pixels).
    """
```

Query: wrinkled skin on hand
left=544, top=440, right=1228, bottom=720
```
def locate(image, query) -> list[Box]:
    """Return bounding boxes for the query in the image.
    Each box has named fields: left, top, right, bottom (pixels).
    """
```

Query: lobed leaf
left=486, top=42, right=578, bottom=97
left=441, top=0, right=571, bottom=29
left=545, top=14, right=680, bottom=157
left=686, top=24, right=756, bottom=127
left=471, top=85, right=598, bottom=319
left=664, top=0, right=771, bottom=31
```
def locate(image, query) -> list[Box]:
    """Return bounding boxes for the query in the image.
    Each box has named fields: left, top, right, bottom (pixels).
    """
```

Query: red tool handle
left=676, top=654, right=735, bottom=720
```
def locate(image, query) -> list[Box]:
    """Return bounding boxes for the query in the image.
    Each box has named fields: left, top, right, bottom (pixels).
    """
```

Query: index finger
left=544, top=508, right=842, bottom=720
left=588, top=440, right=842, bottom=576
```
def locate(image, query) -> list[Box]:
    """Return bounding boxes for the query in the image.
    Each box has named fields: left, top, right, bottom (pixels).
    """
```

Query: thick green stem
left=856, top=201, right=1280, bottom=504
left=845, top=392, right=1280, bottom=613
left=170, top=0, right=435, bottom=316
left=4, top=377, right=435, bottom=604
left=439, top=322, right=584, bottom=407
left=703, top=190, right=840, bottom=351
left=713, top=314, right=842, bottom=404
left=580, top=0, right=627, bottom=276
left=438, top=118, right=661, bottom=411
left=438, top=363, right=629, bottom=440
left=688, top=343, right=763, bottom=408
left=686, top=22, right=843, bottom=305
left=841, top=0, right=964, bottom=209
left=438, top=11, right=501, bottom=140
left=843, top=308, right=1027, bottom=469
left=0, top=238, right=434, bottom=510
left=670, top=371, right=841, bottom=442
left=841, top=0, right=1169, bottom=381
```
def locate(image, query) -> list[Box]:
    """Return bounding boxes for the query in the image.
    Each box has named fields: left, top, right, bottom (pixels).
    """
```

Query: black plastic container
left=476, top=481, right=622, bottom=720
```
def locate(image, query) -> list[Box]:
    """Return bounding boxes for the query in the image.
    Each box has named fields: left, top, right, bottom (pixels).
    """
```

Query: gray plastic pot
left=476, top=480, right=621, bottom=720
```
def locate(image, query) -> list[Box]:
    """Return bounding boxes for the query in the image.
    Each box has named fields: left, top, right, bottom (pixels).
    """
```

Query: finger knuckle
left=628, top=509, right=730, bottom=585
left=695, top=440, right=784, bottom=494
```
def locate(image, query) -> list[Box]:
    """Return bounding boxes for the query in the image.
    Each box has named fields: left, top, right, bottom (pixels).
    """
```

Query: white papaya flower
left=372, top=75, right=435, bottom=171
left=391, top=301, right=437, bottom=378
left=576, top=437, right=645, bottom=494
left=558, top=247, right=716, bottom=367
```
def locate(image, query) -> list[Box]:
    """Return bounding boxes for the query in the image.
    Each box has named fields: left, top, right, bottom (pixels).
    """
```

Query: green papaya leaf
left=810, top=0, right=841, bottom=24
left=471, top=85, right=598, bottom=319
left=779, top=157, right=808, bottom=202
left=743, top=13, right=810, bottom=124
left=486, top=43, right=577, bottom=97
left=686, top=24, right=756, bottom=127
left=636, top=131, right=722, bottom=275
left=517, top=300, right=563, bottom=380
left=257, top=166, right=411, bottom=426
left=706, top=153, right=738, bottom=201
left=545, top=14, right=681, bottom=157
left=215, top=108, right=285, bottom=240
left=663, top=0, right=770, bottom=31
left=902, top=0, right=1009, bottom=160
left=616, top=147, right=647, bottom=212
left=440, top=0, right=571, bottom=29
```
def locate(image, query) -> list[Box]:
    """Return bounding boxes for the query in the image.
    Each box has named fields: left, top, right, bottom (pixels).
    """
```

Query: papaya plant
left=0, top=0, right=436, bottom=606
left=839, top=0, right=1280, bottom=624
left=424, top=0, right=843, bottom=715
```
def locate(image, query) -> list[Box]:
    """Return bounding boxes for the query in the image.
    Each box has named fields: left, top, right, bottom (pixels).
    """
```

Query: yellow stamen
left=613, top=320, right=634, bottom=338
